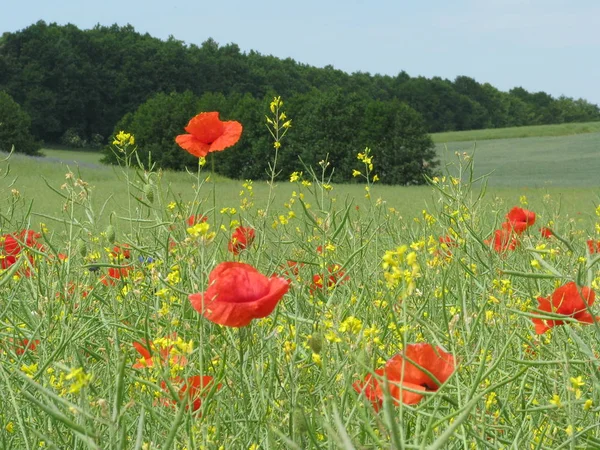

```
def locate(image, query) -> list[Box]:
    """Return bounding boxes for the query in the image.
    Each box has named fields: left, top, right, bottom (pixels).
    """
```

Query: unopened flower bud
left=143, top=184, right=154, bottom=203
left=105, top=225, right=116, bottom=244
left=75, top=238, right=87, bottom=257
left=308, top=333, right=323, bottom=354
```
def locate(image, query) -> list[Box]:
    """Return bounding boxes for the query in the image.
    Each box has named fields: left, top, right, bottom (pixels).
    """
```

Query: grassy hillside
left=431, top=121, right=600, bottom=144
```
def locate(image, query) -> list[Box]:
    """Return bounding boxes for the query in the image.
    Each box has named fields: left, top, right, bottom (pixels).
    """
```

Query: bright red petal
left=353, top=370, right=384, bottom=411
left=189, top=262, right=289, bottom=327
left=2, top=234, right=20, bottom=256
left=386, top=343, right=455, bottom=391
left=552, top=282, right=593, bottom=314
left=182, top=375, right=220, bottom=412
left=506, top=207, right=535, bottom=227
left=175, top=134, right=211, bottom=157
left=133, top=341, right=152, bottom=360
left=209, top=121, right=243, bottom=151
left=532, top=296, right=553, bottom=334
left=184, top=112, right=225, bottom=144
left=385, top=380, right=427, bottom=405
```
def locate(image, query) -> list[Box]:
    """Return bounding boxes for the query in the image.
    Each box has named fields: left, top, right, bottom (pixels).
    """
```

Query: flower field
left=1, top=100, right=599, bottom=449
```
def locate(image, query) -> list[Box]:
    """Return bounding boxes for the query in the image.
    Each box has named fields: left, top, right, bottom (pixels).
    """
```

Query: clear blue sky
left=2, top=0, right=599, bottom=105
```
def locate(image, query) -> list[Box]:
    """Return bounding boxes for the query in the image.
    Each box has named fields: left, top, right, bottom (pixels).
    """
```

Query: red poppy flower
left=132, top=334, right=188, bottom=369
left=485, top=228, right=518, bottom=253
left=187, top=214, right=208, bottom=227
left=587, top=240, right=600, bottom=254
left=14, top=339, right=40, bottom=355
left=100, top=266, right=132, bottom=286
left=436, top=235, right=458, bottom=258
left=160, top=375, right=221, bottom=412
left=354, top=343, right=455, bottom=409
left=1, top=230, right=45, bottom=272
left=352, top=369, right=386, bottom=412
left=438, top=235, right=456, bottom=246
left=280, top=260, right=303, bottom=281
left=0, top=234, right=19, bottom=269
left=532, top=282, right=598, bottom=334
left=228, top=226, right=255, bottom=255
left=175, top=112, right=243, bottom=158
left=310, top=264, right=349, bottom=294
left=189, top=262, right=289, bottom=327
left=540, top=227, right=554, bottom=239
left=110, top=244, right=131, bottom=260
left=55, top=282, right=91, bottom=302
left=504, top=206, right=536, bottom=234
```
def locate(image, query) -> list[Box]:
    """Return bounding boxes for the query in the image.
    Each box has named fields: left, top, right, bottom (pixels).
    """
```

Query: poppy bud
left=308, top=333, right=323, bottom=354
left=293, top=407, right=308, bottom=434
left=356, top=349, right=370, bottom=368
left=75, top=238, right=87, bottom=257
left=105, top=225, right=116, bottom=244
left=143, top=184, right=154, bottom=203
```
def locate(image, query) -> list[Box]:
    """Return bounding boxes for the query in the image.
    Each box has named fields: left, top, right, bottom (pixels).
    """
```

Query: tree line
left=0, top=21, right=598, bottom=183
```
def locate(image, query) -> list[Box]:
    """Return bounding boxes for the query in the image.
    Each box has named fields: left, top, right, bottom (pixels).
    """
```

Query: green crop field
left=436, top=131, right=600, bottom=188
left=431, top=121, right=600, bottom=144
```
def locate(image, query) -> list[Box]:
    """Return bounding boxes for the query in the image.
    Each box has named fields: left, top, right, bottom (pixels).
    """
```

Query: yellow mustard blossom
left=339, top=316, right=362, bottom=334
left=21, top=363, right=38, bottom=378
left=66, top=367, right=92, bottom=394
left=112, top=130, right=135, bottom=147
left=549, top=394, right=562, bottom=408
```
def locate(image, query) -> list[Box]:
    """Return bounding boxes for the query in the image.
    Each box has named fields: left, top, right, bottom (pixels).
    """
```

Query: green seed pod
left=105, top=225, right=116, bottom=244
left=75, top=238, right=87, bottom=257
left=308, top=333, right=323, bottom=355
left=143, top=184, right=154, bottom=203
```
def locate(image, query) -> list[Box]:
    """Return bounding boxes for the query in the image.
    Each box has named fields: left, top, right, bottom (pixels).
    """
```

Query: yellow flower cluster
left=112, top=130, right=135, bottom=147
left=382, top=245, right=420, bottom=296
left=357, top=148, right=373, bottom=171
left=65, top=367, right=92, bottom=394
left=266, top=96, right=292, bottom=149
left=339, top=316, right=362, bottom=334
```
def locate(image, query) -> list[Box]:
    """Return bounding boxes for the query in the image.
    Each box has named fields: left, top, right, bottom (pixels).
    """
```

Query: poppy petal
left=175, top=134, right=211, bottom=157
left=209, top=121, right=243, bottom=151
left=189, top=262, right=289, bottom=327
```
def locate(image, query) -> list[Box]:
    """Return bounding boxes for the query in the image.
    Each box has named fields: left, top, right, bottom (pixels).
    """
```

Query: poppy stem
left=238, top=326, right=246, bottom=369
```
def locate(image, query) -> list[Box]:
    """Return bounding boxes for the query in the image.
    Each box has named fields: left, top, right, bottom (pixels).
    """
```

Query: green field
left=437, top=131, right=600, bottom=188
left=431, top=121, right=600, bottom=143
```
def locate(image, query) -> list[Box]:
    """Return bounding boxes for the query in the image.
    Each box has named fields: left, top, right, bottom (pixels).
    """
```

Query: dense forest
left=0, top=21, right=598, bottom=183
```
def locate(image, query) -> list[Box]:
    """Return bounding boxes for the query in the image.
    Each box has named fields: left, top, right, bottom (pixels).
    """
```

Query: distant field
left=39, top=147, right=105, bottom=166
left=431, top=121, right=600, bottom=143
left=436, top=131, right=600, bottom=187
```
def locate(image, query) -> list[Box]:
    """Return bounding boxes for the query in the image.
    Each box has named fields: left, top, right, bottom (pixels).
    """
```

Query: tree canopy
left=1, top=21, right=598, bottom=183
left=0, top=90, right=41, bottom=155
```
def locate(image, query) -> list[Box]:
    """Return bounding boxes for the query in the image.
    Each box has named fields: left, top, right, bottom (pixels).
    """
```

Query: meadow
left=1, top=117, right=600, bottom=449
